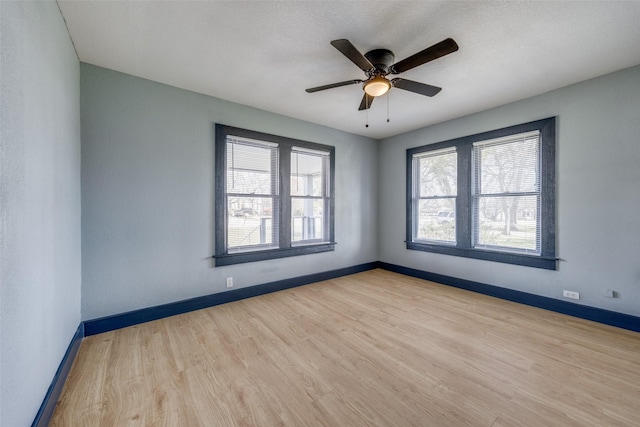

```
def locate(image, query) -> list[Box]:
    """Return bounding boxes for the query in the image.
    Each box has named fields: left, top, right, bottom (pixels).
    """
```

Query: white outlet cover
left=563, top=290, right=580, bottom=300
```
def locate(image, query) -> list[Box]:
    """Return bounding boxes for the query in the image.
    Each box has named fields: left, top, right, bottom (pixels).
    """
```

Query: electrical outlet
left=563, top=290, right=580, bottom=300
left=226, top=277, right=233, bottom=288
left=603, top=289, right=615, bottom=298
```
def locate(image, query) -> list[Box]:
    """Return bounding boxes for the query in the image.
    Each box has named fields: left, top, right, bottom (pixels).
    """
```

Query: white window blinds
left=226, top=136, right=279, bottom=251
left=472, top=131, right=541, bottom=253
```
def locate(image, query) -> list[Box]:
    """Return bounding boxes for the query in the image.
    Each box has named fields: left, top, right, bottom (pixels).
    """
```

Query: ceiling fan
left=306, top=38, right=459, bottom=111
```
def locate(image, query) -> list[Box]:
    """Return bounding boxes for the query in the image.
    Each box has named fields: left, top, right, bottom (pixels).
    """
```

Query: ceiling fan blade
left=306, top=79, right=363, bottom=93
left=391, top=38, right=458, bottom=74
left=330, top=39, right=374, bottom=72
left=392, top=78, right=442, bottom=97
left=358, top=93, right=375, bottom=111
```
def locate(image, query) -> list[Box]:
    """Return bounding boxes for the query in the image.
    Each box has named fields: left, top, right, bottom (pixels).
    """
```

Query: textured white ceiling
left=57, top=0, right=640, bottom=139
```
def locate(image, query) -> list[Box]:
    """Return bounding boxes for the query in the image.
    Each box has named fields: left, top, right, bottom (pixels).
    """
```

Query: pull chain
left=386, top=91, right=390, bottom=123
left=365, top=96, right=369, bottom=128
left=363, top=93, right=391, bottom=128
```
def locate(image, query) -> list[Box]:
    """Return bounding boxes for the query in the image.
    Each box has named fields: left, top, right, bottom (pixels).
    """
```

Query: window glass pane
left=475, top=195, right=539, bottom=252
left=417, top=150, right=457, bottom=197
left=416, top=199, right=456, bottom=243
left=475, top=134, right=539, bottom=195
left=227, top=196, right=278, bottom=251
left=227, top=139, right=278, bottom=195
left=291, top=198, right=324, bottom=242
left=291, top=150, right=326, bottom=196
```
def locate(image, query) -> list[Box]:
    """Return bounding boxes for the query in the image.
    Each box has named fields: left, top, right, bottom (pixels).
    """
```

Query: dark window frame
left=406, top=117, right=556, bottom=270
left=214, top=125, right=335, bottom=266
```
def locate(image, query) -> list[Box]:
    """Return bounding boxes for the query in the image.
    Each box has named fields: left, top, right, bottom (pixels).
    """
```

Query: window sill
left=406, top=241, right=557, bottom=270
left=214, top=242, right=336, bottom=267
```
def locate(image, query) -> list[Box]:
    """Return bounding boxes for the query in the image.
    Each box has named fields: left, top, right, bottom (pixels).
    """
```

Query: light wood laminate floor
left=51, top=269, right=640, bottom=426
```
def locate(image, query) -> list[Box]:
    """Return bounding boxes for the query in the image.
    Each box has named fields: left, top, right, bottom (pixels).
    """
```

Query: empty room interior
left=2, top=1, right=640, bottom=426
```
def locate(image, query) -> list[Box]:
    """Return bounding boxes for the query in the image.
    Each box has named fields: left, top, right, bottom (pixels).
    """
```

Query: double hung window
left=472, top=132, right=541, bottom=253
left=407, top=117, right=556, bottom=269
left=215, top=125, right=335, bottom=266
left=413, top=148, right=458, bottom=244
left=291, top=147, right=331, bottom=245
left=225, top=137, right=279, bottom=252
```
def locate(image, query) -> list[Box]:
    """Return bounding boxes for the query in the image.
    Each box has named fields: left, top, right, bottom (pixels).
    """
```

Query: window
left=413, top=147, right=458, bottom=244
left=473, top=132, right=540, bottom=253
left=291, top=147, right=331, bottom=245
left=225, top=137, right=279, bottom=252
left=215, top=125, right=335, bottom=266
left=407, top=117, right=556, bottom=270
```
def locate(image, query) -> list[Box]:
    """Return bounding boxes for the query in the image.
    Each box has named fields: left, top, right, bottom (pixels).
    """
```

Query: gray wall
left=378, top=65, right=640, bottom=317
left=0, top=2, right=81, bottom=426
left=80, top=64, right=378, bottom=320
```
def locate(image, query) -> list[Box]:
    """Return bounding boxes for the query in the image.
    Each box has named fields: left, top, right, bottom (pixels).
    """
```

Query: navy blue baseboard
left=84, top=262, right=379, bottom=336
left=378, top=262, right=640, bottom=333
left=83, top=260, right=640, bottom=336
left=31, top=323, right=84, bottom=427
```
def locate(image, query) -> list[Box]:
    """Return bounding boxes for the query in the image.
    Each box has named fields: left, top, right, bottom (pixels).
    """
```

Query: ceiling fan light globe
left=363, top=76, right=391, bottom=97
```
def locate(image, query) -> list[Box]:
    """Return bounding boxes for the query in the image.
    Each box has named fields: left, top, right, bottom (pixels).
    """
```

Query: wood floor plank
left=51, top=269, right=640, bottom=426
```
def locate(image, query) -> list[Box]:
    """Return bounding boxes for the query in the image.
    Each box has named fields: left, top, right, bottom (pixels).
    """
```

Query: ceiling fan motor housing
left=364, top=49, right=395, bottom=75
